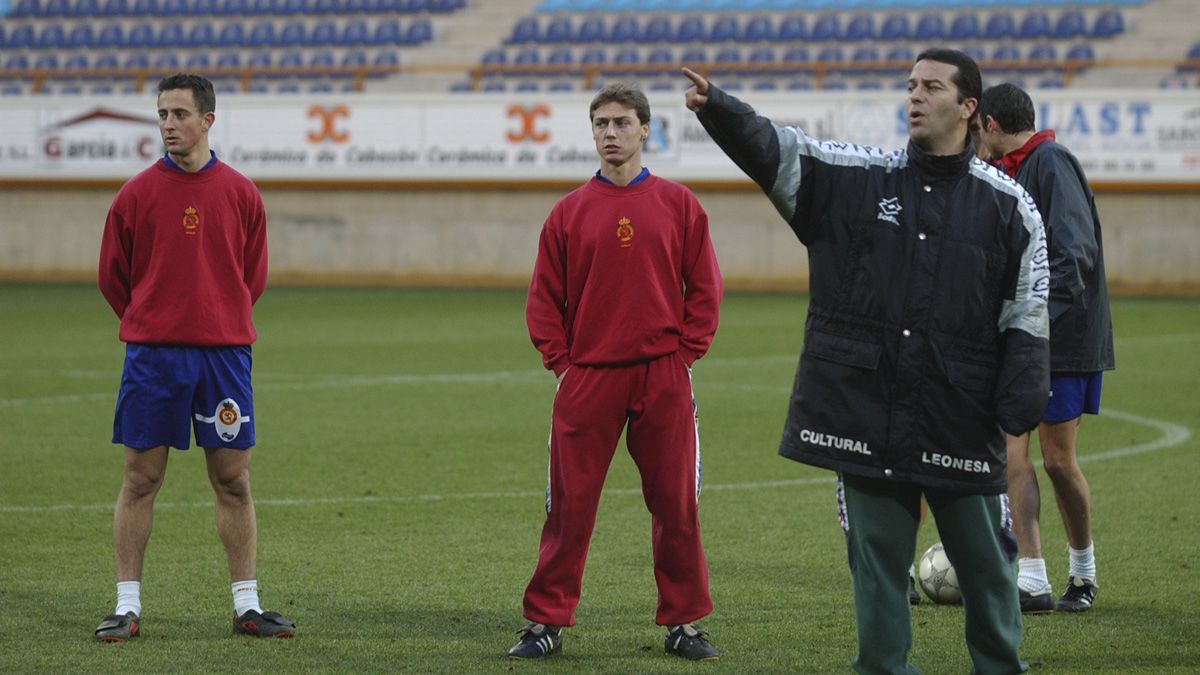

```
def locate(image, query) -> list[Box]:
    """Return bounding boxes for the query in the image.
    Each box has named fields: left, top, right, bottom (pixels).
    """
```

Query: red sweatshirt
left=98, top=159, right=268, bottom=346
left=526, top=174, right=722, bottom=376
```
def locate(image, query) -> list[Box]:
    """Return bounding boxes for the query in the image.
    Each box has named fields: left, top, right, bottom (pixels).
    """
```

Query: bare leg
left=1005, top=432, right=1043, bottom=559
left=1038, top=418, right=1092, bottom=550
left=114, top=446, right=169, bottom=581
left=205, top=447, right=256, bottom=582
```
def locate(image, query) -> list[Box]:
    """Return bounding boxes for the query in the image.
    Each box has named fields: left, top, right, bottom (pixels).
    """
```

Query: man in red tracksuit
left=509, top=83, right=723, bottom=662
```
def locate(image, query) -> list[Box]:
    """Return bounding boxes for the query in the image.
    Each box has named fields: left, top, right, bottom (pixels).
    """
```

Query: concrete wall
left=2, top=184, right=1198, bottom=294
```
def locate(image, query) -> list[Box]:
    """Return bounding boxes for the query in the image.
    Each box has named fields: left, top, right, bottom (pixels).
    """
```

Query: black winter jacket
left=696, top=87, right=1051, bottom=494
left=1013, top=139, right=1115, bottom=373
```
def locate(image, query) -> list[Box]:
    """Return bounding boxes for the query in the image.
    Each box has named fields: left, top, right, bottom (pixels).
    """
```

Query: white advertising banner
left=1, top=90, right=1197, bottom=183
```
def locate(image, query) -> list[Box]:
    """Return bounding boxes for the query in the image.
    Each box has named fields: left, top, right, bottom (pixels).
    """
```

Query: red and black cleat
left=233, top=609, right=296, bottom=638
left=94, top=612, right=140, bottom=642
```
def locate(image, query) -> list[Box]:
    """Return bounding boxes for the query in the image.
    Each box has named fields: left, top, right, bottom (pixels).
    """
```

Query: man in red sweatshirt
left=95, top=73, right=293, bottom=642
left=509, top=83, right=723, bottom=662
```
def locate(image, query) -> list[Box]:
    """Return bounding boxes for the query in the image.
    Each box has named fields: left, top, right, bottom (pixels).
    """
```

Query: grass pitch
left=1, top=284, right=1197, bottom=673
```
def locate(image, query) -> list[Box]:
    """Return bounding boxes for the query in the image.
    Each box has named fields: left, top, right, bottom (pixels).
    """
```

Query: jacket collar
left=997, top=129, right=1056, bottom=178
left=906, top=136, right=974, bottom=180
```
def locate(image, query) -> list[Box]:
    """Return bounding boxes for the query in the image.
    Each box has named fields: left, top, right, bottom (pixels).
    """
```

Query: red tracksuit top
left=98, top=158, right=268, bottom=346
left=526, top=173, right=722, bottom=376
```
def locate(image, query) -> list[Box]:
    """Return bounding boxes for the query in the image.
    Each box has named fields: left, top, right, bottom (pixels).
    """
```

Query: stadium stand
left=1, top=0, right=1194, bottom=95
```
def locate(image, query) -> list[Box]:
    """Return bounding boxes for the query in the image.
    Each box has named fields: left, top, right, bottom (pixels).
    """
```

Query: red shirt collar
left=997, top=129, right=1055, bottom=177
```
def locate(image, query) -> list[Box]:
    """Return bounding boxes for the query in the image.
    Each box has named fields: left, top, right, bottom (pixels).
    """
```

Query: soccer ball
left=918, top=542, right=962, bottom=605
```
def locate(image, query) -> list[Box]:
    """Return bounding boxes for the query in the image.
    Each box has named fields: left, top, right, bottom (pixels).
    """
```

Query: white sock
left=115, top=580, right=141, bottom=616
left=1017, top=557, right=1051, bottom=594
left=1068, top=543, right=1096, bottom=582
left=232, top=579, right=263, bottom=617
left=909, top=564, right=916, bottom=580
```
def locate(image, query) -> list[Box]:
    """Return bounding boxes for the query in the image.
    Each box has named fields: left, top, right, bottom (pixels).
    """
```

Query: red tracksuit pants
left=521, top=352, right=714, bottom=627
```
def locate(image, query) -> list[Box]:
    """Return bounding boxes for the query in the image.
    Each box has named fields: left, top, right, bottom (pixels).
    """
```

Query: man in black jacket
left=683, top=49, right=1048, bottom=674
left=977, top=83, right=1115, bottom=615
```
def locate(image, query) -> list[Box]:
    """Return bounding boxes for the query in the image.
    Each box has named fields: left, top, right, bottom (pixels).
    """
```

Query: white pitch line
left=0, top=410, right=1191, bottom=515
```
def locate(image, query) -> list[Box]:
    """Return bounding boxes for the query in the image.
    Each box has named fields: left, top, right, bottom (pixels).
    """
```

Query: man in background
left=95, top=73, right=293, bottom=641
left=977, top=82, right=1115, bottom=614
left=511, top=83, right=723, bottom=662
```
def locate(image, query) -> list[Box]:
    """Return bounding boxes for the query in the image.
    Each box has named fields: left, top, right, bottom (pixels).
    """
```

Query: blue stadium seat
left=1092, top=10, right=1123, bottom=38
left=114, top=22, right=142, bottom=48
left=153, top=52, right=180, bottom=72
left=249, top=0, right=277, bottom=14
left=310, top=20, right=337, bottom=45
left=647, top=80, right=675, bottom=92
left=1038, top=76, right=1064, bottom=89
left=948, top=13, right=979, bottom=40
left=278, top=20, right=306, bottom=46
left=343, top=0, right=369, bottom=12
left=787, top=79, right=812, bottom=91
left=59, top=84, right=85, bottom=95
left=959, top=45, right=985, bottom=64
left=1065, top=43, right=1095, bottom=64
left=276, top=82, right=301, bottom=93
left=448, top=81, right=471, bottom=93
left=642, top=16, right=673, bottom=43
left=1026, top=43, right=1058, bottom=66
left=43, top=0, right=68, bottom=16
left=8, top=25, right=35, bottom=49
left=781, top=46, right=810, bottom=67
left=577, top=16, right=605, bottom=43
left=984, top=12, right=1015, bottom=40
left=341, top=19, right=369, bottom=45
left=100, top=0, right=128, bottom=15
left=36, top=23, right=66, bottom=49
left=187, top=21, right=215, bottom=47
left=646, top=46, right=673, bottom=73
left=513, top=47, right=540, bottom=69
left=132, top=0, right=159, bottom=14
left=157, top=22, right=184, bottom=47
left=579, top=47, right=607, bottom=72
left=607, top=47, right=640, bottom=76
left=742, top=15, right=773, bottom=42
left=336, top=50, right=364, bottom=78
left=1018, top=11, right=1051, bottom=40
left=218, top=21, right=246, bottom=46
left=777, top=14, right=806, bottom=41
left=480, top=48, right=506, bottom=68
left=823, top=78, right=847, bottom=91
left=515, top=80, right=540, bottom=92
left=3, top=53, right=30, bottom=75
left=810, top=14, right=840, bottom=42
left=816, top=45, right=844, bottom=69
left=34, top=53, right=61, bottom=72
left=10, top=0, right=39, bottom=17
left=508, top=18, right=539, bottom=45
left=371, top=50, right=398, bottom=78
left=544, top=16, right=573, bottom=43
left=482, top=80, right=506, bottom=93
left=279, top=0, right=307, bottom=14
left=73, top=0, right=100, bottom=15
left=546, top=46, right=574, bottom=73
left=710, top=46, right=742, bottom=76
left=246, top=82, right=269, bottom=93
left=914, top=14, right=945, bottom=41
left=308, top=50, right=334, bottom=78
left=992, top=44, right=1020, bottom=64
left=221, top=0, right=248, bottom=13
left=309, top=82, right=333, bottom=93
left=311, top=0, right=336, bottom=11
left=747, top=46, right=774, bottom=76
left=189, top=0, right=218, bottom=14
left=879, top=13, right=910, bottom=41
left=405, top=18, right=432, bottom=44
left=609, top=16, right=639, bottom=42
left=161, top=0, right=187, bottom=14
left=373, top=19, right=402, bottom=45
left=674, top=16, right=704, bottom=43
left=1053, top=10, right=1086, bottom=39
left=248, top=21, right=276, bottom=46
left=849, top=46, right=879, bottom=75
left=709, top=16, right=739, bottom=42
left=67, top=23, right=94, bottom=47
left=843, top=14, right=874, bottom=42
left=678, top=46, right=706, bottom=67
left=857, top=80, right=883, bottom=90
left=278, top=50, right=303, bottom=71
left=886, top=45, right=914, bottom=66
left=63, top=53, right=90, bottom=71
left=186, top=52, right=212, bottom=69
left=752, top=79, right=777, bottom=91
left=245, top=51, right=271, bottom=69
left=216, top=51, right=242, bottom=70
left=90, top=84, right=114, bottom=95
left=547, top=80, right=573, bottom=92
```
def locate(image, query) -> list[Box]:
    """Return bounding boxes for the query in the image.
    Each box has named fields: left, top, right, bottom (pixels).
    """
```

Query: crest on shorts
left=616, top=217, right=634, bottom=248
left=194, top=398, right=250, bottom=442
left=183, top=206, right=199, bottom=235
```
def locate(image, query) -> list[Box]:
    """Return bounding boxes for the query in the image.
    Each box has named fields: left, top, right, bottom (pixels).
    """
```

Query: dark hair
left=978, top=83, right=1036, bottom=134
left=157, top=73, right=216, bottom=115
left=914, top=48, right=981, bottom=116
left=589, top=83, right=650, bottom=125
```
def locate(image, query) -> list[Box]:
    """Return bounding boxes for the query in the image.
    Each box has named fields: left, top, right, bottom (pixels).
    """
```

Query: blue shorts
left=1043, top=372, right=1103, bottom=424
left=113, top=344, right=255, bottom=450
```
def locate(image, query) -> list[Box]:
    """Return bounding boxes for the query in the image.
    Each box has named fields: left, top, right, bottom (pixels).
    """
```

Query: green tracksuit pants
left=838, top=473, right=1028, bottom=675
